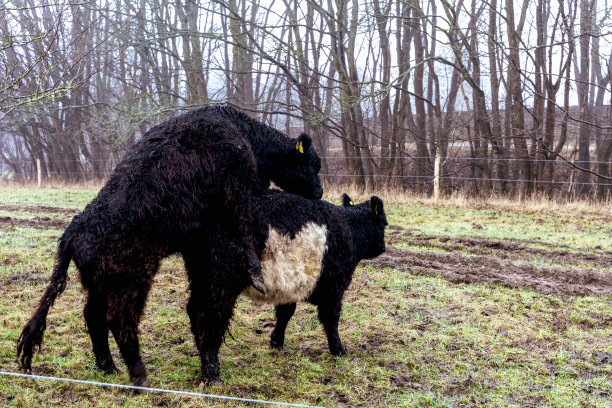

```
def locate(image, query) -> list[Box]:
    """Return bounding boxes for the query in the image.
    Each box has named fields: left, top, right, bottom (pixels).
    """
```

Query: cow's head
left=271, top=133, right=323, bottom=199
left=342, top=193, right=387, bottom=258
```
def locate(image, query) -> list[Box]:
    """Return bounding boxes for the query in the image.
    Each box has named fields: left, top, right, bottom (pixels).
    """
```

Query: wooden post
left=434, top=153, right=440, bottom=205
left=36, top=157, right=42, bottom=188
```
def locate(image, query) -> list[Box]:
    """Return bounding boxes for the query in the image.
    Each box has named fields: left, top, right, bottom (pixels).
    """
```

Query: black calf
left=193, top=190, right=388, bottom=383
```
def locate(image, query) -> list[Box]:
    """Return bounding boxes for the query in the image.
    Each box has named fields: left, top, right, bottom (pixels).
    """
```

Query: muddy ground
left=0, top=205, right=78, bottom=229
left=0, top=205, right=80, bottom=216
left=1, top=205, right=610, bottom=297
left=366, top=225, right=612, bottom=296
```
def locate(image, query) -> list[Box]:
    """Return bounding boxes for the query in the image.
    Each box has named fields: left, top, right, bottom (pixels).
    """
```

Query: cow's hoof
left=200, top=376, right=223, bottom=386
left=103, top=365, right=120, bottom=375
left=270, top=337, right=284, bottom=350
left=96, top=359, right=119, bottom=375
left=130, top=375, right=150, bottom=393
left=249, top=266, right=266, bottom=294
left=330, top=345, right=347, bottom=356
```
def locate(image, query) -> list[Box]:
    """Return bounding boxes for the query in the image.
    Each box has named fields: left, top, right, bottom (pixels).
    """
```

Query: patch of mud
left=0, top=205, right=78, bottom=230
left=0, top=215, right=69, bottom=230
left=5, top=272, right=47, bottom=286
left=1, top=253, right=22, bottom=266
left=0, top=205, right=80, bottom=216
left=365, top=246, right=612, bottom=296
left=387, top=226, right=612, bottom=270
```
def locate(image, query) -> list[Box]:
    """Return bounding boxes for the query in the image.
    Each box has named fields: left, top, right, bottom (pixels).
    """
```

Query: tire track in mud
left=367, top=225, right=612, bottom=296
left=0, top=205, right=78, bottom=230
left=386, top=225, right=612, bottom=271
left=0, top=205, right=80, bottom=216
left=0, top=216, right=70, bottom=230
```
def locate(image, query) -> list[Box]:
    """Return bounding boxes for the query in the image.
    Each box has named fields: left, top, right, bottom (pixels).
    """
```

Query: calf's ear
left=296, top=133, right=312, bottom=154
left=342, top=193, right=354, bottom=207
left=370, top=196, right=384, bottom=216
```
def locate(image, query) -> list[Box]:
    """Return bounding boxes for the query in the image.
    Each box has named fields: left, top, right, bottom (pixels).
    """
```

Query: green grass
left=0, top=187, right=95, bottom=208
left=387, top=203, right=612, bottom=252
left=0, top=187, right=611, bottom=407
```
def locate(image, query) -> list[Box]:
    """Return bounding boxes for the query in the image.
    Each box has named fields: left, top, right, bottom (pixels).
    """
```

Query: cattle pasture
left=0, top=187, right=610, bottom=407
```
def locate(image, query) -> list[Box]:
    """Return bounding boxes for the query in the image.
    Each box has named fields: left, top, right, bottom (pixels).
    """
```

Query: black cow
left=186, top=191, right=387, bottom=383
left=17, top=106, right=322, bottom=387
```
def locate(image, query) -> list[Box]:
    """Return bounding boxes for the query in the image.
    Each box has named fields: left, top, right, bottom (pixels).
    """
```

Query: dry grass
left=3, top=179, right=611, bottom=216
left=322, top=183, right=612, bottom=220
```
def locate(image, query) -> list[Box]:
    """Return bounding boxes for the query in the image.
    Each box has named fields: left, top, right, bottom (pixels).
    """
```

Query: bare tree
left=0, top=0, right=610, bottom=199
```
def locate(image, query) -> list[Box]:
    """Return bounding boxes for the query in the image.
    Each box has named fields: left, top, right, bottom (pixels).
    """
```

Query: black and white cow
left=186, top=190, right=388, bottom=383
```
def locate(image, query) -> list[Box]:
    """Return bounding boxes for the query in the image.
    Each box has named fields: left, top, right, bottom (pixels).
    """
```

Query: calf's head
left=342, top=193, right=388, bottom=259
left=272, top=133, right=323, bottom=199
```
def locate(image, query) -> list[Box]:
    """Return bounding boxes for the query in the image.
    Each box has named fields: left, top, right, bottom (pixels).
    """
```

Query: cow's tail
left=17, top=236, right=73, bottom=372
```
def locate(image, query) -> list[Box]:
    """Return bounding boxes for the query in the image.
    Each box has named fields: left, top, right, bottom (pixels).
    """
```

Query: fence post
left=36, top=158, right=42, bottom=188
left=434, top=152, right=440, bottom=205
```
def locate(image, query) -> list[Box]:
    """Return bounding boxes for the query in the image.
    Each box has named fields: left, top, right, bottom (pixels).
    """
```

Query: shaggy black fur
left=16, top=106, right=322, bottom=387
left=198, top=106, right=323, bottom=199
left=189, top=190, right=387, bottom=383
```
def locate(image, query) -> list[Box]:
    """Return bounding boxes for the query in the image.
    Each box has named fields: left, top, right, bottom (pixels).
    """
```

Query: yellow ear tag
left=296, top=141, right=304, bottom=154
left=349, top=201, right=354, bottom=205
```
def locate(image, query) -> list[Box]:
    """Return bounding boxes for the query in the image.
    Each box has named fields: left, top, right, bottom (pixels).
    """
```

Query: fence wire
left=319, top=174, right=612, bottom=186
left=4, top=156, right=612, bottom=164
left=2, top=155, right=611, bottom=188
left=2, top=171, right=612, bottom=187
left=0, top=371, right=323, bottom=407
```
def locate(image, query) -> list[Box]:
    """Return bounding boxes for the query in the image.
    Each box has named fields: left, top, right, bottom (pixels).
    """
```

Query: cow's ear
left=370, top=196, right=384, bottom=216
left=296, top=133, right=312, bottom=154
left=342, top=193, right=354, bottom=207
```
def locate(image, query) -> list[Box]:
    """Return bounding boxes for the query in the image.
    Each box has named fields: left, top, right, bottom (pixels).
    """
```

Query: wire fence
left=3, top=172, right=611, bottom=187
left=2, top=156, right=611, bottom=190
left=0, top=371, right=323, bottom=407
left=320, top=156, right=612, bottom=164
left=3, top=156, right=612, bottom=164
left=319, top=174, right=612, bottom=186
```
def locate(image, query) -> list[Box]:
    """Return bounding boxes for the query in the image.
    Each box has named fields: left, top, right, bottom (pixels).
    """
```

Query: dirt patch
left=0, top=215, right=69, bottom=230
left=5, top=272, right=48, bottom=286
left=1, top=253, right=23, bottom=266
left=0, top=205, right=78, bottom=230
left=365, top=246, right=612, bottom=296
left=387, top=226, right=612, bottom=270
left=0, top=205, right=80, bottom=216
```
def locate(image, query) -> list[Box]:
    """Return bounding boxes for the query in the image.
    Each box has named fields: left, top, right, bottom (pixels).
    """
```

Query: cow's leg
left=317, top=299, right=346, bottom=356
left=218, top=144, right=265, bottom=294
left=84, top=289, right=117, bottom=374
left=187, top=277, right=241, bottom=385
left=182, top=219, right=250, bottom=384
left=270, top=303, right=296, bottom=350
left=224, top=177, right=264, bottom=293
left=107, top=279, right=152, bottom=387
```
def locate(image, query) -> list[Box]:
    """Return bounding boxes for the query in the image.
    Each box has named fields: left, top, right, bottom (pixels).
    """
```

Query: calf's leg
left=270, top=303, right=296, bottom=350
left=317, top=299, right=346, bottom=356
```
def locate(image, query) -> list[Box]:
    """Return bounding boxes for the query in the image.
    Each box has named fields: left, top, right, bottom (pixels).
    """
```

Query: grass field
left=0, top=186, right=611, bottom=407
